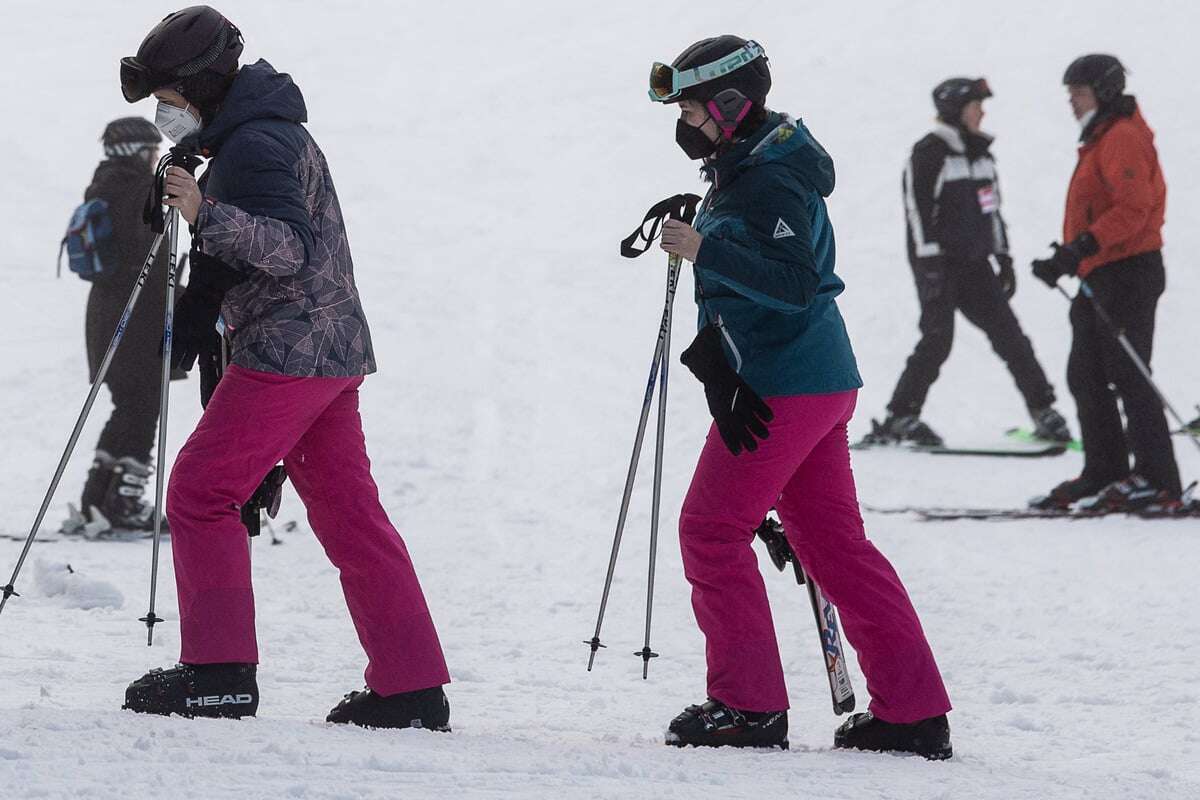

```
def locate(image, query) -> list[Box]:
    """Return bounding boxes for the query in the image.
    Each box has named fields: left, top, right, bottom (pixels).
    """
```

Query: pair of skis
left=754, top=515, right=856, bottom=715
left=863, top=482, right=1200, bottom=521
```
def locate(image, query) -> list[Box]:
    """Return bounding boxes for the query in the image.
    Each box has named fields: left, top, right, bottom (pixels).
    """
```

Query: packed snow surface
left=1, top=1, right=1198, bottom=798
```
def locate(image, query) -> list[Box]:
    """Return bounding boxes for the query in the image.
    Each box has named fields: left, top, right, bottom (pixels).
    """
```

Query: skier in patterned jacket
left=117, top=5, right=451, bottom=730
left=649, top=35, right=952, bottom=758
left=864, top=78, right=1069, bottom=448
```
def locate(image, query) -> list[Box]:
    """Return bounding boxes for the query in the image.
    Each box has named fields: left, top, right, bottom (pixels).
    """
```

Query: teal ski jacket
left=692, top=112, right=862, bottom=397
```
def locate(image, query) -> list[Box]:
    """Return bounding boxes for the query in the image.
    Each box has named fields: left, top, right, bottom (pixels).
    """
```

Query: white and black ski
left=754, top=516, right=855, bottom=715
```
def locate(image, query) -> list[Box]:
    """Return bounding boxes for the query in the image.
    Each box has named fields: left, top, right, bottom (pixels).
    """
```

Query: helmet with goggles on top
left=649, top=35, right=772, bottom=143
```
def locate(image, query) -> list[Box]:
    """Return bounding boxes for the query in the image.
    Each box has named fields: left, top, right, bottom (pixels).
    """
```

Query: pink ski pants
left=166, top=365, right=450, bottom=696
left=679, top=389, right=951, bottom=722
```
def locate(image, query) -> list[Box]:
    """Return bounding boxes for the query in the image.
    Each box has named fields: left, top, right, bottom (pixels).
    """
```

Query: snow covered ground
left=2, top=1, right=1199, bottom=797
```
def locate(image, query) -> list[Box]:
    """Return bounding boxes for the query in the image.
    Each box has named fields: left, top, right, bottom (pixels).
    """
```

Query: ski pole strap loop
left=145, top=146, right=205, bottom=233
left=620, top=193, right=702, bottom=258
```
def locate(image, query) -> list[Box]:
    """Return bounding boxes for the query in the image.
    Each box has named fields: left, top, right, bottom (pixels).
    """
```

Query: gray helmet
left=101, top=117, right=162, bottom=158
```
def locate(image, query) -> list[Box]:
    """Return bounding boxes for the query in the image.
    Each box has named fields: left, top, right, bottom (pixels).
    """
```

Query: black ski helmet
left=1063, top=54, right=1126, bottom=104
left=932, top=77, right=992, bottom=124
left=120, top=5, right=243, bottom=112
left=101, top=117, right=162, bottom=158
left=655, top=35, right=771, bottom=140
left=667, top=35, right=772, bottom=106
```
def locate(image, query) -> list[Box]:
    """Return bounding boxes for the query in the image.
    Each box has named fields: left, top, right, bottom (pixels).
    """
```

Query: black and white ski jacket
left=902, top=122, right=1010, bottom=267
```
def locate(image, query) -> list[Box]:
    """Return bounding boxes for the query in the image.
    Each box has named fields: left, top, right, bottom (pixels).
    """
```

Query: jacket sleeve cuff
left=194, top=198, right=217, bottom=248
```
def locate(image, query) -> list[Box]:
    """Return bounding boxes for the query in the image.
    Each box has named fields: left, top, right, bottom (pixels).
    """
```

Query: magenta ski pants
left=166, top=364, right=450, bottom=696
left=678, top=389, right=951, bottom=722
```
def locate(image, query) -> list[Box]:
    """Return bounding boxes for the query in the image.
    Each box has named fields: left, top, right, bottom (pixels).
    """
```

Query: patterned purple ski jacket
left=188, top=60, right=376, bottom=377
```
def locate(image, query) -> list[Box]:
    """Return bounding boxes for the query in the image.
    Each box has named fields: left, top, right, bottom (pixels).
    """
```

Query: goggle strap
left=650, top=40, right=766, bottom=102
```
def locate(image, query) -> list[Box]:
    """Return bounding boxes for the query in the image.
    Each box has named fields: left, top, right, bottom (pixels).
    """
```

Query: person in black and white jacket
left=864, top=77, right=1070, bottom=447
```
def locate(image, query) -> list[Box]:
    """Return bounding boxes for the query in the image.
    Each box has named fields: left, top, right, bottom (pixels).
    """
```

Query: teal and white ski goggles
left=648, top=40, right=766, bottom=102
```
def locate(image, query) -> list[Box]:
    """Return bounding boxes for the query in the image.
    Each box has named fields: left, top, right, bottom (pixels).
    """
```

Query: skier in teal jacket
left=689, top=109, right=861, bottom=396
left=650, top=35, right=953, bottom=758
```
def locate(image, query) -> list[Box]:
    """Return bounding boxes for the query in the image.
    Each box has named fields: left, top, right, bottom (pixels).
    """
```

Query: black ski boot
left=101, top=455, right=163, bottom=533
left=79, top=450, right=115, bottom=520
left=70, top=453, right=166, bottom=537
left=123, top=663, right=259, bottom=718
left=326, top=685, right=450, bottom=731
left=859, top=414, right=944, bottom=448
left=1029, top=475, right=1107, bottom=510
left=665, top=699, right=788, bottom=749
left=1077, top=474, right=1179, bottom=514
left=834, top=711, right=952, bottom=760
left=1029, top=406, right=1072, bottom=443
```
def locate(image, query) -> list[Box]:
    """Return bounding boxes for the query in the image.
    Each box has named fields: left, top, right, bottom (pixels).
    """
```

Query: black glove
left=994, top=253, right=1016, bottom=299
left=1031, top=233, right=1098, bottom=289
left=680, top=323, right=774, bottom=455
left=171, top=251, right=245, bottom=372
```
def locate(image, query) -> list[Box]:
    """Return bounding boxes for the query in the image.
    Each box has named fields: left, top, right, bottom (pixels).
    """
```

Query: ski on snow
left=852, top=438, right=1067, bottom=458
left=861, top=486, right=1200, bottom=522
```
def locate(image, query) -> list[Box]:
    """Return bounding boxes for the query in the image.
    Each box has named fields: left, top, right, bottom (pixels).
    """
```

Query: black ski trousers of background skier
left=86, top=285, right=165, bottom=462
left=888, top=256, right=1055, bottom=417
left=1068, top=252, right=1181, bottom=496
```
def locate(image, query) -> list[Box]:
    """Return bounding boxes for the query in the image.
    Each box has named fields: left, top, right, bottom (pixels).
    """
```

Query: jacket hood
left=704, top=112, right=836, bottom=197
left=189, top=60, right=308, bottom=154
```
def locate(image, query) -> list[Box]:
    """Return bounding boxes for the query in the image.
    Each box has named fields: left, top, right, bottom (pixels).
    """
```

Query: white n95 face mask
left=155, top=101, right=200, bottom=144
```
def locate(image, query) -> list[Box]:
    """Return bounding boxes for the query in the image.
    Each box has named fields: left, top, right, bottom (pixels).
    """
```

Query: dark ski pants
left=167, top=365, right=451, bottom=695
left=96, top=367, right=161, bottom=462
left=86, top=286, right=165, bottom=463
left=889, top=256, right=1055, bottom=417
left=679, top=390, right=951, bottom=722
left=1068, top=251, right=1180, bottom=495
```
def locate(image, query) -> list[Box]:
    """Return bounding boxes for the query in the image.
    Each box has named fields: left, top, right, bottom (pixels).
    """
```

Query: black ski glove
left=680, top=323, right=774, bottom=455
left=171, top=251, right=245, bottom=372
left=994, top=253, right=1016, bottom=299
left=1031, top=232, right=1099, bottom=288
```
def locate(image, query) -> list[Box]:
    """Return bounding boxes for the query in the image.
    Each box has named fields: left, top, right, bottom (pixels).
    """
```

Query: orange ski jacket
left=1064, top=102, right=1165, bottom=277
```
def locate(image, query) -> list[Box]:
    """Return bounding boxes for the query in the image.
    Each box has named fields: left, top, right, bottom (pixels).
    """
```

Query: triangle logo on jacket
left=773, top=218, right=795, bottom=239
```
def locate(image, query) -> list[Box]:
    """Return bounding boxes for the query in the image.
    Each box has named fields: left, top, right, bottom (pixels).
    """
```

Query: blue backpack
left=58, top=199, right=114, bottom=282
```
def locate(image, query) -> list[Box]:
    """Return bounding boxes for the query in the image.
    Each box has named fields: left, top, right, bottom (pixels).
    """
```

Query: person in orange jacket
left=1030, top=54, right=1181, bottom=511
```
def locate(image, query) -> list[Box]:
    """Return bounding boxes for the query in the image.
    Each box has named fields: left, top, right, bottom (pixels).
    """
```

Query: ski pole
left=0, top=224, right=169, bottom=617
left=635, top=255, right=680, bottom=678
left=138, top=146, right=203, bottom=645
left=1056, top=281, right=1200, bottom=454
left=583, top=263, right=674, bottom=672
left=584, top=193, right=699, bottom=675
left=139, top=206, right=181, bottom=645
